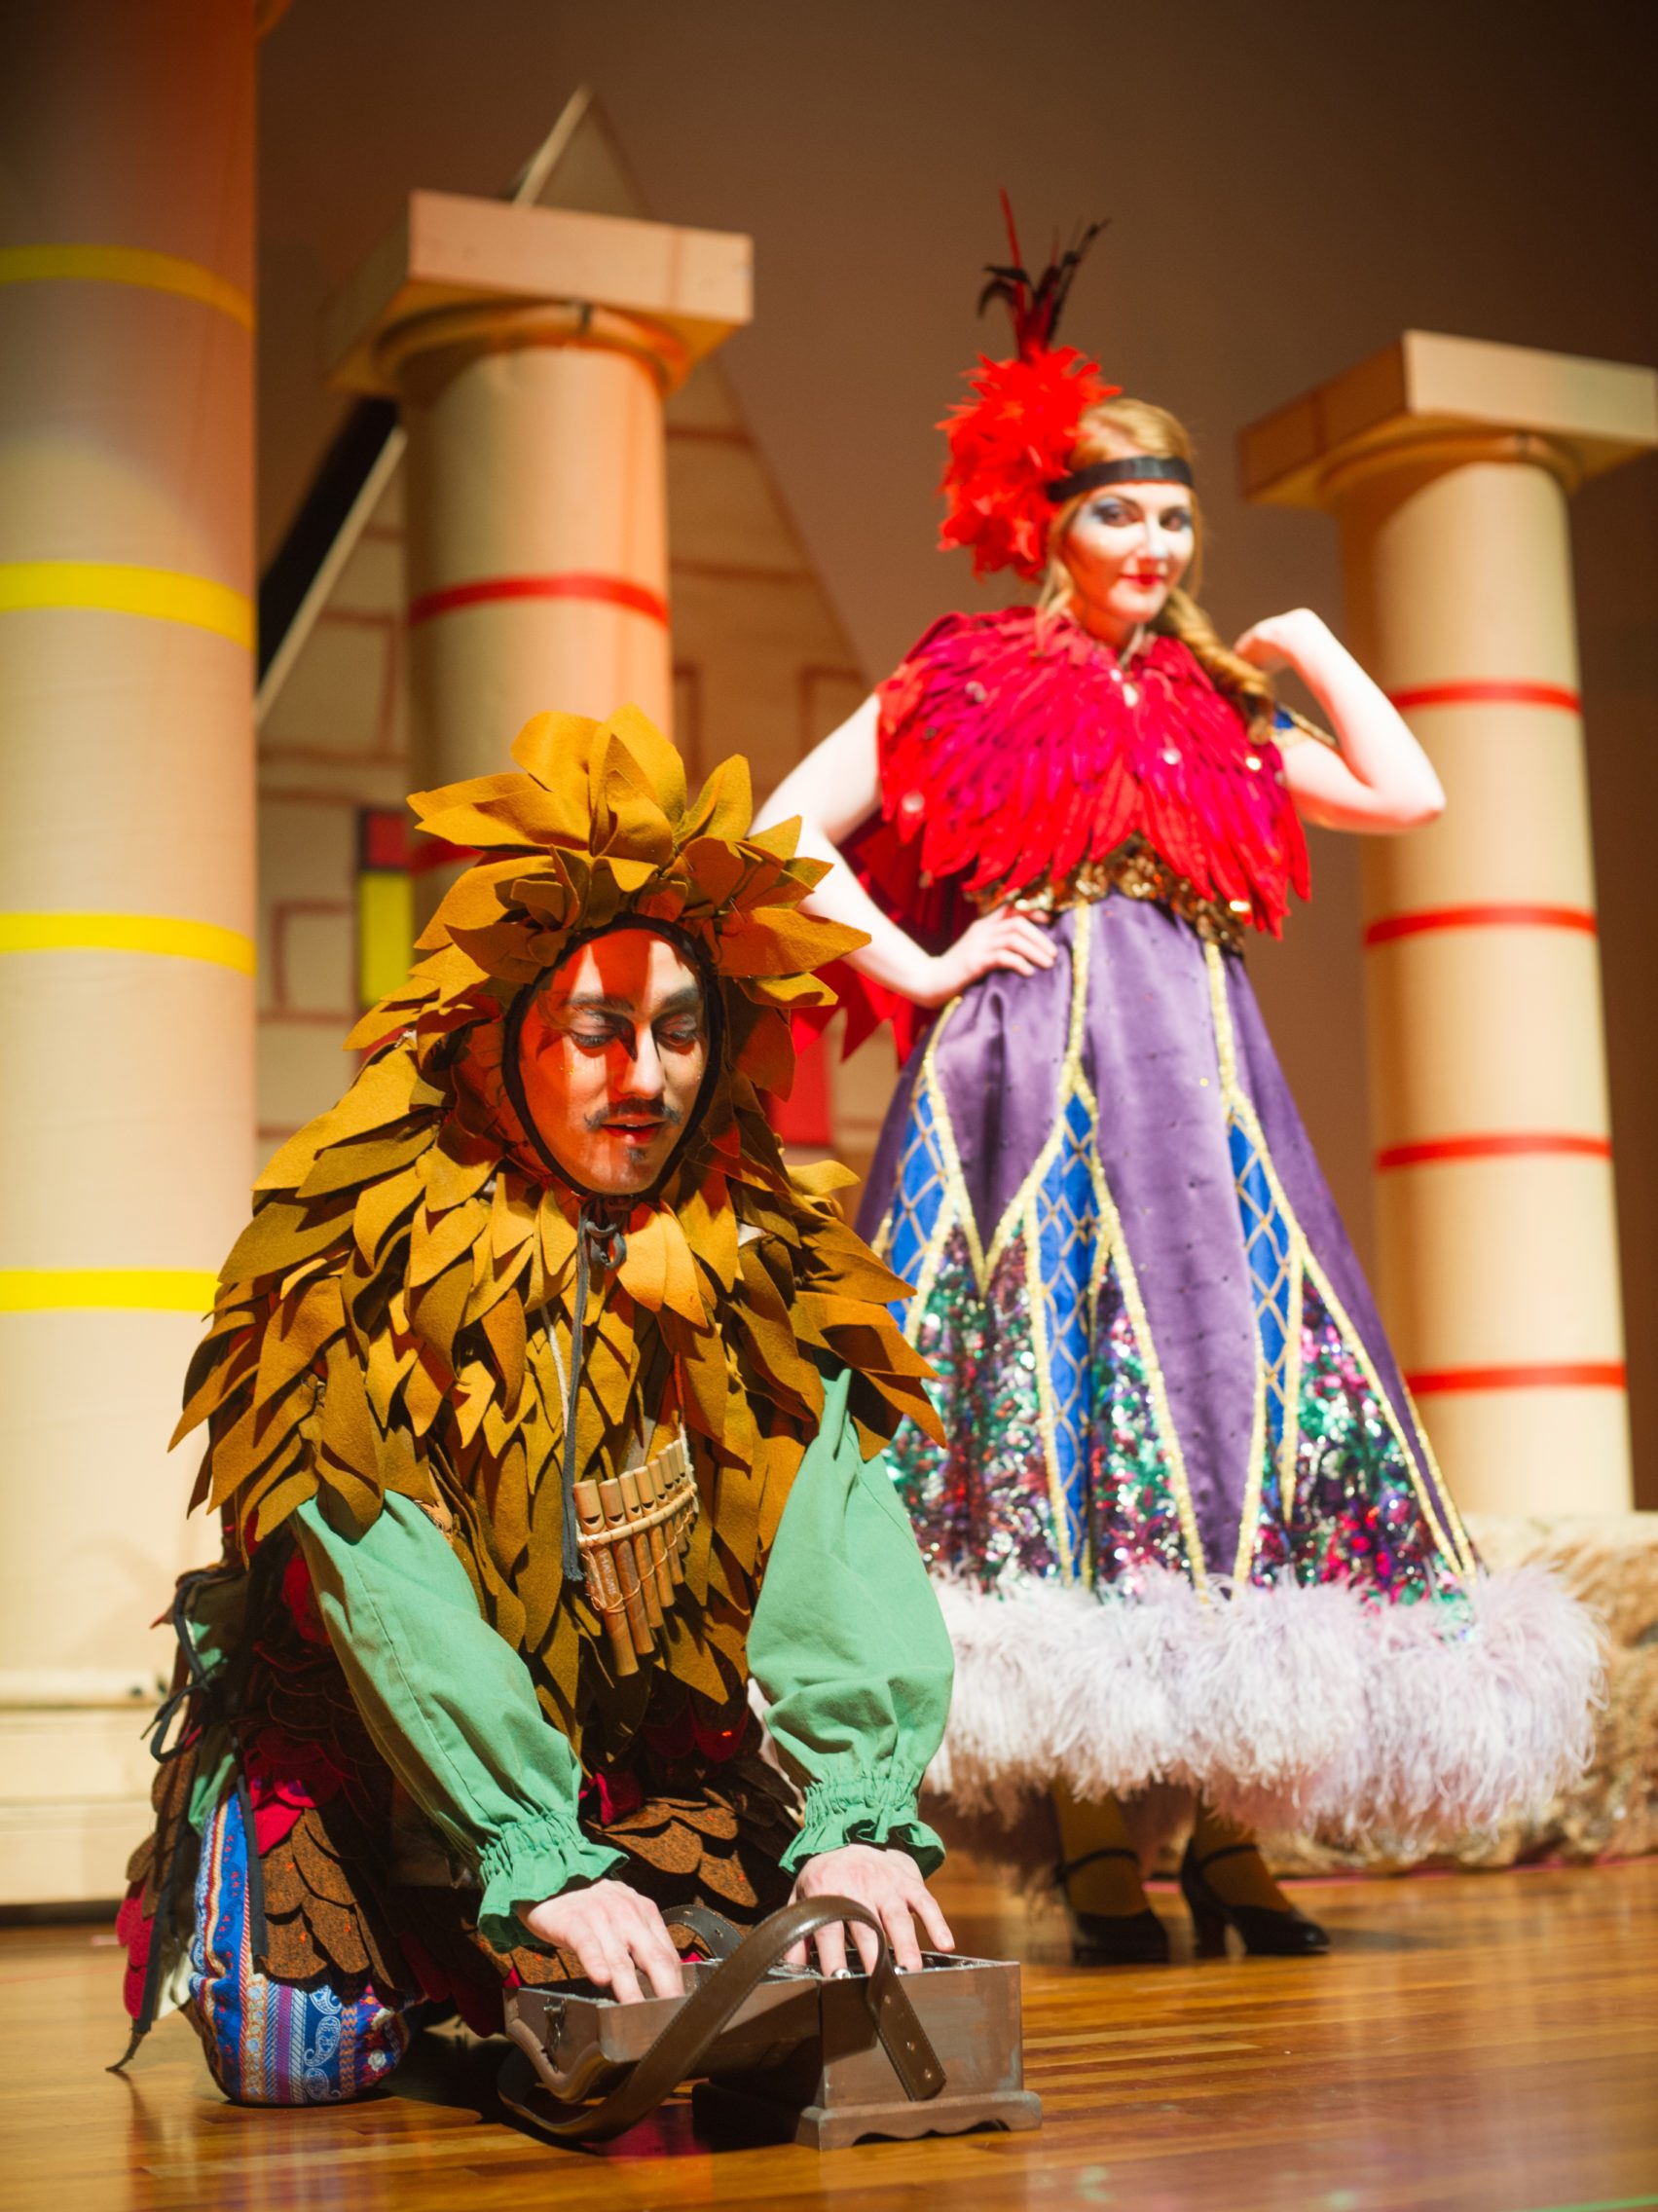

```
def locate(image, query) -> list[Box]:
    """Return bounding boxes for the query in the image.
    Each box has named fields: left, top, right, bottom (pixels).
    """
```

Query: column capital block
left=325, top=191, right=753, bottom=395
left=1239, top=331, right=1658, bottom=508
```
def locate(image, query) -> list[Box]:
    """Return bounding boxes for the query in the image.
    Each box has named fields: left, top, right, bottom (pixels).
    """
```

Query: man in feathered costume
left=116, top=706, right=955, bottom=2106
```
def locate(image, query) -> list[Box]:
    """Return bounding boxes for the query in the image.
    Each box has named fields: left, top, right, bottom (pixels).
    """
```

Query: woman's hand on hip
left=785, top=1843, right=955, bottom=1974
left=919, top=907, right=1056, bottom=1007
left=520, top=1879, right=684, bottom=2003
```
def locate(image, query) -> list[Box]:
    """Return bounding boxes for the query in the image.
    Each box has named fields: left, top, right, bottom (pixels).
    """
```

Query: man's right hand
left=519, top=1879, right=684, bottom=2004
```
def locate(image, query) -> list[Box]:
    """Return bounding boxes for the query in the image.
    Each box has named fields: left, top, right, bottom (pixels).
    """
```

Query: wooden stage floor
left=4, top=1857, right=1656, bottom=2212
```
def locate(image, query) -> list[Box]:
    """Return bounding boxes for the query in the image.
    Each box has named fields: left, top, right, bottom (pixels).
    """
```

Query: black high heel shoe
left=1180, top=1839, right=1331, bottom=1958
left=1055, top=1847, right=1170, bottom=1966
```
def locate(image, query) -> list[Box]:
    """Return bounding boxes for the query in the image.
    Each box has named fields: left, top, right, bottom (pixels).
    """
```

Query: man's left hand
left=784, top=1843, right=955, bottom=1975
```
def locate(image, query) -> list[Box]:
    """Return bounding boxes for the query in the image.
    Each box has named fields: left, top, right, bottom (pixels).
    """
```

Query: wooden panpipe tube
left=670, top=1493, right=691, bottom=1585
left=640, top=1461, right=678, bottom=1612
left=617, top=1468, right=664, bottom=1631
left=599, top=1476, right=655, bottom=1657
left=573, top=1478, right=637, bottom=1677
left=667, top=1438, right=693, bottom=1583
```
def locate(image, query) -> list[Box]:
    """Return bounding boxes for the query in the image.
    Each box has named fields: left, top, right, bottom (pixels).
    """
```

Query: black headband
left=1046, top=454, right=1196, bottom=503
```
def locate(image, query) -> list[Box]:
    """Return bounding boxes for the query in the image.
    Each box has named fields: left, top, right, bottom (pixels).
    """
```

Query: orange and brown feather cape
left=175, top=707, right=940, bottom=1758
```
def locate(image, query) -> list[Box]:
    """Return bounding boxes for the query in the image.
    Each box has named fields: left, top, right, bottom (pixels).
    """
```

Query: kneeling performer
left=117, top=708, right=955, bottom=2105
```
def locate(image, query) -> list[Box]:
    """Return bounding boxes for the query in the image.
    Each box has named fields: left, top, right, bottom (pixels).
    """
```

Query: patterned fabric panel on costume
left=189, top=1790, right=412, bottom=2107
left=875, top=914, right=1470, bottom=1608
left=1282, top=1279, right=1465, bottom=1604
left=891, top=1226, right=1049, bottom=1583
left=883, top=1080, right=953, bottom=1318
left=1089, top=1263, right=1193, bottom=1586
left=886, top=1086, right=1197, bottom=1592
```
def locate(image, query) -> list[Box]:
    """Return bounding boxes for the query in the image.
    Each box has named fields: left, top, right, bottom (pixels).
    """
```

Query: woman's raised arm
left=1234, top=609, right=1446, bottom=833
left=754, top=696, right=1054, bottom=1007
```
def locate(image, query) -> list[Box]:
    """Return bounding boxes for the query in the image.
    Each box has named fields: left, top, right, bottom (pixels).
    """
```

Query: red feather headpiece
left=938, top=197, right=1116, bottom=581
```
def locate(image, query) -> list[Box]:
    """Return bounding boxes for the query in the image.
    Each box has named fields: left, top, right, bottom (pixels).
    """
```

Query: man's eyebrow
left=552, top=991, right=636, bottom=1015
left=549, top=985, right=705, bottom=1017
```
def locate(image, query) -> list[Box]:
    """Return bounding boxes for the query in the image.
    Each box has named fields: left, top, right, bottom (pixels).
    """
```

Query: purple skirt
left=861, top=895, right=1597, bottom=1842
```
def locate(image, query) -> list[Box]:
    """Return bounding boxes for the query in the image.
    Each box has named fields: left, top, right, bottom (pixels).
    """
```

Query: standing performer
left=755, top=216, right=1599, bottom=1962
left=116, top=707, right=955, bottom=2103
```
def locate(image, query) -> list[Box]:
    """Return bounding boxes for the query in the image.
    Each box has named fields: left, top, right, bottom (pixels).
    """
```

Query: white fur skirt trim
left=927, top=1567, right=1603, bottom=1846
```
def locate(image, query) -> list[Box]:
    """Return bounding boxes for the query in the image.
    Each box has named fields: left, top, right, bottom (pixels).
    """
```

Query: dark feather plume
left=976, top=191, right=1107, bottom=359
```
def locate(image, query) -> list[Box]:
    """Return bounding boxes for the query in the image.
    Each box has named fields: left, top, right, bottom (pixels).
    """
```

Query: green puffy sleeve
left=749, top=1367, right=954, bottom=1875
left=295, top=1493, right=622, bottom=1950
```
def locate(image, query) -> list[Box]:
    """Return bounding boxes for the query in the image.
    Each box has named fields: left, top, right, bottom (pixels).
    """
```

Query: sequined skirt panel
left=860, top=895, right=1476, bottom=1604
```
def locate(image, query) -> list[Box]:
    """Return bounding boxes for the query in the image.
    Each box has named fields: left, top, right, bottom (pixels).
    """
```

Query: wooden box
left=502, top=1950, right=1041, bottom=2150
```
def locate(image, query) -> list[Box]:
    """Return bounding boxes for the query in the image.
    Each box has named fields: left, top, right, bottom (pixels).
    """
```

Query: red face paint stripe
left=1364, top=903, right=1598, bottom=947
left=1406, top=1361, right=1626, bottom=1395
left=1386, top=680, right=1581, bottom=714
left=407, top=573, right=670, bottom=628
left=1376, top=1132, right=1611, bottom=1170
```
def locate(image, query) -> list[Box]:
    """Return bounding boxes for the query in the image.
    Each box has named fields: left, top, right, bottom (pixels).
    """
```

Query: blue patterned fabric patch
left=188, top=1789, right=410, bottom=2106
left=885, top=1081, right=950, bottom=1318
left=1034, top=1091, right=1100, bottom=1561
left=1229, top=1114, right=1294, bottom=1448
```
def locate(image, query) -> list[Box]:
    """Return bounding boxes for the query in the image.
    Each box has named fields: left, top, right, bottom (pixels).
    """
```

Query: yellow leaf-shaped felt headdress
left=348, top=705, right=866, bottom=1180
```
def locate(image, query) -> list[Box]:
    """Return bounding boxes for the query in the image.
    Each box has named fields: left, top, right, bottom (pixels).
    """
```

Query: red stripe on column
left=1364, top=903, right=1597, bottom=947
left=410, top=837, right=475, bottom=877
left=1407, top=1361, right=1626, bottom=1395
left=407, top=572, right=670, bottom=628
left=1376, top=1132, right=1611, bottom=1170
left=1387, top=680, right=1580, bottom=714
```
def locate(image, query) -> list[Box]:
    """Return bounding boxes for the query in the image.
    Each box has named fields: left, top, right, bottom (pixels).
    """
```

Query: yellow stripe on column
left=0, top=562, right=254, bottom=647
left=0, top=244, right=254, bottom=331
left=0, top=913, right=256, bottom=974
left=0, top=1270, right=217, bottom=1313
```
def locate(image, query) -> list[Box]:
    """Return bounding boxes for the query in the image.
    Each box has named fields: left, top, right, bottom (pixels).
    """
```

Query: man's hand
left=785, top=1844, right=955, bottom=1975
left=519, top=1879, right=684, bottom=2004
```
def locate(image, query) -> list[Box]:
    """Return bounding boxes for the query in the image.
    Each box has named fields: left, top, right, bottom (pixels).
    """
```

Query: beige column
left=0, top=3, right=257, bottom=1898
left=1241, top=332, right=1658, bottom=1515
left=327, top=194, right=750, bottom=903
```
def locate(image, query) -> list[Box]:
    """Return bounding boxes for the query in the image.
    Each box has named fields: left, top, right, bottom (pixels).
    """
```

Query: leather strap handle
left=670, top=1902, right=745, bottom=1960
left=502, top=1894, right=945, bottom=2142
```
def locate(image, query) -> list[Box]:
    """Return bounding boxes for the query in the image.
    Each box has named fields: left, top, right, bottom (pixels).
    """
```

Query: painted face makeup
left=516, top=927, right=709, bottom=1197
left=1060, top=472, right=1196, bottom=647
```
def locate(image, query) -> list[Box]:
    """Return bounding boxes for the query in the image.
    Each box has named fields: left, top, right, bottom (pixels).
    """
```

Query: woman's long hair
left=1038, top=396, right=1274, bottom=728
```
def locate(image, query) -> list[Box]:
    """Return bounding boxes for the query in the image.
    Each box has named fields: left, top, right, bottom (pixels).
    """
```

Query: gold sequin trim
left=981, top=834, right=1249, bottom=952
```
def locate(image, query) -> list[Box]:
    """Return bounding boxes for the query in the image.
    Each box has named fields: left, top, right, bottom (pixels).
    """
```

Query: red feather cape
left=830, top=607, right=1310, bottom=1058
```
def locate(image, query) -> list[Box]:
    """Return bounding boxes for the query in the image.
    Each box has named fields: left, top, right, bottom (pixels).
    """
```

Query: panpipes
left=572, top=1433, right=699, bottom=1677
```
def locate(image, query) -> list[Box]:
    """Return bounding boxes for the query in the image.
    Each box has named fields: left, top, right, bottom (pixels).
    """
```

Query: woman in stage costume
left=755, top=219, right=1600, bottom=1962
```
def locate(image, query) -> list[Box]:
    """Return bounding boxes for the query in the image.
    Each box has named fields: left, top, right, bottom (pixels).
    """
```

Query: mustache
left=583, top=1102, right=685, bottom=1132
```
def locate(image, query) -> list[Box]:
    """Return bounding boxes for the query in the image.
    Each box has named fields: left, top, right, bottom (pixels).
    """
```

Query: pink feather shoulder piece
left=875, top=607, right=1308, bottom=922
left=824, top=608, right=1311, bottom=1059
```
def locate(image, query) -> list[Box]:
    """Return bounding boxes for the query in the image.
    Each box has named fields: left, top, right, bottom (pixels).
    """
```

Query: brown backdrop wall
left=256, top=0, right=1658, bottom=1504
